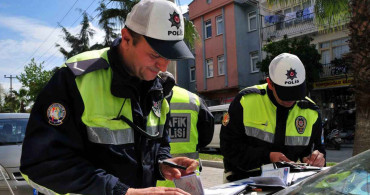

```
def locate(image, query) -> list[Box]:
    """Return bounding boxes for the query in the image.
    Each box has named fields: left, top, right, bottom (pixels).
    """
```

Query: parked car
left=204, top=104, right=230, bottom=151
left=276, top=149, right=370, bottom=195
left=0, top=113, right=34, bottom=195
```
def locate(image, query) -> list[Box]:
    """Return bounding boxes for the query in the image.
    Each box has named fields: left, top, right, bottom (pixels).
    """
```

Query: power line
left=10, top=0, right=80, bottom=75
left=42, top=0, right=100, bottom=70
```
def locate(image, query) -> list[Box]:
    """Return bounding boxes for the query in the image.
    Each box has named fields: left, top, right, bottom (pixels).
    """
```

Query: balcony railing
left=261, top=13, right=349, bottom=41
left=262, top=13, right=317, bottom=41
left=320, top=63, right=349, bottom=78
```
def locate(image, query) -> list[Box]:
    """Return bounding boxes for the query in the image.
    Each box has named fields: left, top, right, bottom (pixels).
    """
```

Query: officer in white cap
left=21, top=0, right=197, bottom=194
left=220, top=53, right=326, bottom=182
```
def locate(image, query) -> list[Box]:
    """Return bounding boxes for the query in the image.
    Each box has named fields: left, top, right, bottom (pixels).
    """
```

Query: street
left=325, top=144, right=353, bottom=162
left=199, top=144, right=354, bottom=188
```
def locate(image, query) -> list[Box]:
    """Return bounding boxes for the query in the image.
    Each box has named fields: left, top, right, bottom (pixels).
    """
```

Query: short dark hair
left=126, top=27, right=142, bottom=46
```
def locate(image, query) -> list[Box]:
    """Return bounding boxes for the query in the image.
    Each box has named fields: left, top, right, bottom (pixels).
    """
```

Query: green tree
left=258, top=35, right=322, bottom=92
left=11, top=88, right=29, bottom=113
left=96, top=0, right=199, bottom=49
left=2, top=93, right=18, bottom=113
left=97, top=0, right=139, bottom=29
left=267, top=0, right=370, bottom=155
left=0, top=84, right=5, bottom=112
left=90, top=2, right=120, bottom=50
left=56, top=12, right=95, bottom=59
left=17, top=58, right=53, bottom=103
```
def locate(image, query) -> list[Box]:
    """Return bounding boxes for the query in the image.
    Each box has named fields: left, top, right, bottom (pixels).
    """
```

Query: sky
left=0, top=0, right=192, bottom=93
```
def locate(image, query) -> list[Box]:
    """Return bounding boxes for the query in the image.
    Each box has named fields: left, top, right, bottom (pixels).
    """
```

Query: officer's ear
left=121, top=28, right=132, bottom=47
left=266, top=77, right=274, bottom=90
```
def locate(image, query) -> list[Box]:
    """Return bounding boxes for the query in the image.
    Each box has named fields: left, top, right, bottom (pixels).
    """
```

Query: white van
left=205, top=104, right=230, bottom=151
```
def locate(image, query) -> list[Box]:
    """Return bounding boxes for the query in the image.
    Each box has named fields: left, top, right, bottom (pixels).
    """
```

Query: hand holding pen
left=303, top=143, right=325, bottom=167
left=159, top=157, right=199, bottom=180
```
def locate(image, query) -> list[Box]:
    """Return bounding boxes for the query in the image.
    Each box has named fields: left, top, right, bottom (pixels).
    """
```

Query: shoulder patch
left=297, top=99, right=319, bottom=111
left=222, top=112, right=230, bottom=126
left=66, top=58, right=109, bottom=76
left=239, top=88, right=266, bottom=96
left=47, top=103, right=66, bottom=125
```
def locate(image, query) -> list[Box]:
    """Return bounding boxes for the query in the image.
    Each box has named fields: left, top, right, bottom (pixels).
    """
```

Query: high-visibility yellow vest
left=240, top=83, right=318, bottom=146
left=157, top=86, right=200, bottom=187
left=22, top=48, right=170, bottom=194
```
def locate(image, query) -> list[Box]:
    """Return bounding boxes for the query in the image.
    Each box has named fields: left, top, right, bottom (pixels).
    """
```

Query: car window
left=212, top=111, right=226, bottom=125
left=0, top=118, right=28, bottom=145
left=281, top=150, right=370, bottom=195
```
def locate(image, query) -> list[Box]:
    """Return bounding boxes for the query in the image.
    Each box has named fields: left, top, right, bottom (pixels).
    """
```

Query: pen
left=158, top=160, right=187, bottom=170
left=308, top=143, right=315, bottom=165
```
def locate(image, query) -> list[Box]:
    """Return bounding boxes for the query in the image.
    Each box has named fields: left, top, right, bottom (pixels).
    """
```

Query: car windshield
left=280, top=150, right=370, bottom=195
left=0, top=118, right=28, bottom=145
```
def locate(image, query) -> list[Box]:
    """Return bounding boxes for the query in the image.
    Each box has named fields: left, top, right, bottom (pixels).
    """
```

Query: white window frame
left=250, top=52, right=259, bottom=73
left=216, top=15, right=224, bottom=35
left=205, top=20, right=212, bottom=39
left=217, top=55, right=225, bottom=75
left=206, top=58, right=214, bottom=78
left=248, top=11, right=257, bottom=32
left=319, top=37, right=349, bottom=63
left=189, top=66, right=196, bottom=82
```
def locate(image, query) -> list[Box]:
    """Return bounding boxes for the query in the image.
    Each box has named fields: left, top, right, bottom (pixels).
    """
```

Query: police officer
left=20, top=1, right=198, bottom=194
left=220, top=53, right=326, bottom=182
left=157, top=72, right=214, bottom=187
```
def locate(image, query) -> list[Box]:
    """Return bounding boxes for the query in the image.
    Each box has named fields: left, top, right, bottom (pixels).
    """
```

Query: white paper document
left=174, top=173, right=204, bottom=195
left=204, top=178, right=253, bottom=195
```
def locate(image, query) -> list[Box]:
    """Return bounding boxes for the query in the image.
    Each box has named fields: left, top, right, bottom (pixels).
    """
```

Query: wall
left=234, top=3, right=262, bottom=88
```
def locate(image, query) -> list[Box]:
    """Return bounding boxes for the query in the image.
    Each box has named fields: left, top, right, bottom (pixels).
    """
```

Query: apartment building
left=186, top=0, right=262, bottom=105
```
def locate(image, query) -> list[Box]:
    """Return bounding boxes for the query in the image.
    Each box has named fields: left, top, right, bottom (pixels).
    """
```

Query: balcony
left=262, top=13, right=317, bottom=41
left=261, top=13, right=349, bottom=41
left=320, top=63, right=349, bottom=79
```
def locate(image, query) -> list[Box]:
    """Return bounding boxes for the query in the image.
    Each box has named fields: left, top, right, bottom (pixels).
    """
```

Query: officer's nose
left=156, top=58, right=170, bottom=72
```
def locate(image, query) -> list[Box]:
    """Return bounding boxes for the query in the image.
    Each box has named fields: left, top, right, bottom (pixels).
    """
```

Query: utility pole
left=4, top=75, right=16, bottom=94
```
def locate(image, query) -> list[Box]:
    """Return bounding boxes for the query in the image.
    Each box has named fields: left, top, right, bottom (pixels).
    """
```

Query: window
left=248, top=11, right=257, bottom=31
left=206, top=58, right=213, bottom=78
left=250, top=52, right=259, bottom=73
left=216, top=15, right=224, bottom=35
left=205, top=20, right=212, bottom=39
left=217, top=55, right=225, bottom=75
left=190, top=66, right=196, bottom=82
left=319, top=37, right=349, bottom=63
left=207, top=0, right=212, bottom=4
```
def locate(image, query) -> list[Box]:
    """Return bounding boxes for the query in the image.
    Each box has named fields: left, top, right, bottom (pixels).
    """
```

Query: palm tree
left=97, top=0, right=139, bottom=30
left=96, top=0, right=199, bottom=49
left=2, top=93, right=18, bottom=113
left=92, top=2, right=120, bottom=49
left=56, top=12, right=95, bottom=59
left=267, top=0, right=369, bottom=155
left=11, top=88, right=29, bottom=113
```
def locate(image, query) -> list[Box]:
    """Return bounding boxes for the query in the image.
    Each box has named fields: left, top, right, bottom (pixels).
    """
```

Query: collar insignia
left=152, top=101, right=162, bottom=117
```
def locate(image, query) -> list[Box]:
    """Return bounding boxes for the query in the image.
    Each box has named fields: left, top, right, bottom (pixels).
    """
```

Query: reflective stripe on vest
left=21, top=173, right=80, bottom=195
left=168, top=86, right=200, bottom=155
left=72, top=49, right=169, bottom=145
left=240, top=83, right=318, bottom=146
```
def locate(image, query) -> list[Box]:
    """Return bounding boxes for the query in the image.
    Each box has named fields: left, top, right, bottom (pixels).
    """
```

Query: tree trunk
left=348, top=0, right=370, bottom=155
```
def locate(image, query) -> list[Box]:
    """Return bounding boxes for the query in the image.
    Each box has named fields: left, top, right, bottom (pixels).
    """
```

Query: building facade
left=187, top=0, right=262, bottom=106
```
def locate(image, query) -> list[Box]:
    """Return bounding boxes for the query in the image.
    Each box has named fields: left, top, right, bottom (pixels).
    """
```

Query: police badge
left=295, top=116, right=307, bottom=134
